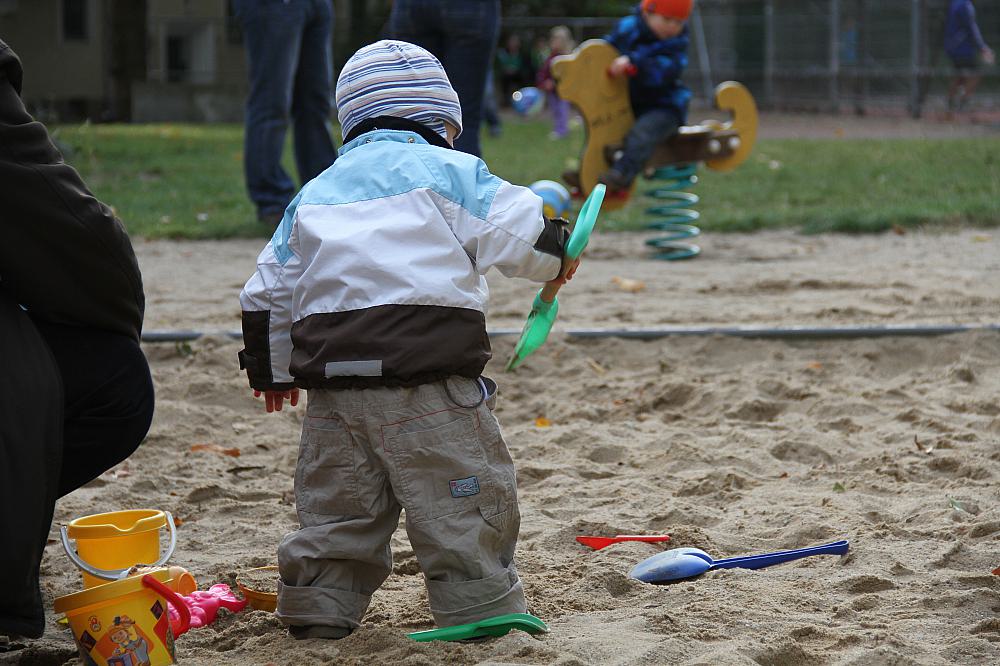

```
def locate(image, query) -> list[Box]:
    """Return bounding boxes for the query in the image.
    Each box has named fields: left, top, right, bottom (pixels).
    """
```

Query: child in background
left=529, top=34, right=549, bottom=82
left=599, top=0, right=693, bottom=192
left=536, top=26, right=575, bottom=140
left=496, top=33, right=531, bottom=105
left=945, top=0, right=994, bottom=115
left=238, top=40, right=578, bottom=640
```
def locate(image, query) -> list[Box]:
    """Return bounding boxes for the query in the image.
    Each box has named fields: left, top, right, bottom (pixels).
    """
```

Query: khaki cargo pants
left=276, top=377, right=525, bottom=630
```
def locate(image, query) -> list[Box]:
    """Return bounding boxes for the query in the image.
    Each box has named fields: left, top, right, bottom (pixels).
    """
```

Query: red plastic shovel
left=576, top=535, right=671, bottom=550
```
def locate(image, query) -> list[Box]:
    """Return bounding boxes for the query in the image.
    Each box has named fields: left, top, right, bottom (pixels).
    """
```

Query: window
left=162, top=24, right=216, bottom=85
left=166, top=35, right=190, bottom=83
left=62, top=0, right=88, bottom=41
left=226, top=0, right=243, bottom=45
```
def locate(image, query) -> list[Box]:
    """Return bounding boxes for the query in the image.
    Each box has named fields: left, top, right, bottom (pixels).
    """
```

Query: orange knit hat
left=641, top=0, right=693, bottom=20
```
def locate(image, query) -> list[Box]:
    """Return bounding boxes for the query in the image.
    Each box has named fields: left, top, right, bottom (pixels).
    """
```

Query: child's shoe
left=597, top=168, right=631, bottom=193
left=603, top=144, right=625, bottom=165
left=288, top=625, right=352, bottom=640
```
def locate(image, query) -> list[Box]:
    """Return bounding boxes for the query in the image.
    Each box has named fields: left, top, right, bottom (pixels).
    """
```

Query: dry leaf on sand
left=190, top=443, right=241, bottom=457
left=611, top=276, right=646, bottom=293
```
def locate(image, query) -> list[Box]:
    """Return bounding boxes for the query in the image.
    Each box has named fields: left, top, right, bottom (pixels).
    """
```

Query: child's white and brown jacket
left=239, top=117, right=568, bottom=391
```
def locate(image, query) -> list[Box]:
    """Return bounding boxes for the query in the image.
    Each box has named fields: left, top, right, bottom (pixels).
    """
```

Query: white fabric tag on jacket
left=324, top=360, right=383, bottom=377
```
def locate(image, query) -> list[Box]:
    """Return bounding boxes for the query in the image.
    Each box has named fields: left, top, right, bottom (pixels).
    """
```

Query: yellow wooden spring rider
left=552, top=40, right=759, bottom=259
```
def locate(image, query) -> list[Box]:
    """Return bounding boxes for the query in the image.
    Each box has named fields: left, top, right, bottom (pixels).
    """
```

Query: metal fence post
left=829, top=0, right=841, bottom=112
left=764, top=0, right=775, bottom=107
left=691, top=3, right=714, bottom=101
left=909, top=0, right=922, bottom=117
left=858, top=0, right=869, bottom=115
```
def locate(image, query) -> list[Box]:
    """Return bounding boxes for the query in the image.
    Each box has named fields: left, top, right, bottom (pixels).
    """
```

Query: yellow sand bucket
left=61, top=510, right=177, bottom=588
left=54, top=569, right=191, bottom=666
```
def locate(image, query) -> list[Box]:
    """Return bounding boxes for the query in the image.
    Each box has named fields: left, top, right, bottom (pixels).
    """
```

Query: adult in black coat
left=0, top=39, right=155, bottom=640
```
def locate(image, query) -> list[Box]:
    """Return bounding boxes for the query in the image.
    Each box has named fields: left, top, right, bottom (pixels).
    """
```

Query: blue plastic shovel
left=629, top=540, right=850, bottom=584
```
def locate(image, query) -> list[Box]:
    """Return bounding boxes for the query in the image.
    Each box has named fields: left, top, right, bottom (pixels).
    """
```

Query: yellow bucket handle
left=60, top=511, right=177, bottom=581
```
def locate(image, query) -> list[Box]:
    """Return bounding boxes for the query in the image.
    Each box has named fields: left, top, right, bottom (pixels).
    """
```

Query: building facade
left=0, top=0, right=366, bottom=122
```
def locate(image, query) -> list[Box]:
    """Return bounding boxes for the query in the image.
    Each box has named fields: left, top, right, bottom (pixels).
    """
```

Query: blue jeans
left=235, top=0, right=337, bottom=216
left=614, top=109, right=681, bottom=182
left=482, top=68, right=501, bottom=133
left=388, top=0, right=500, bottom=157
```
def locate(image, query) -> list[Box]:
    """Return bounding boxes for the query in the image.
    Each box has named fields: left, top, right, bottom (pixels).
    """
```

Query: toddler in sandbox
left=237, top=40, right=579, bottom=639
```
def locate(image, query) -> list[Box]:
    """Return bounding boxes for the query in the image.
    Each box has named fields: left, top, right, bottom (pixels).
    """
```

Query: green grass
left=55, top=119, right=1000, bottom=239
left=54, top=123, right=260, bottom=239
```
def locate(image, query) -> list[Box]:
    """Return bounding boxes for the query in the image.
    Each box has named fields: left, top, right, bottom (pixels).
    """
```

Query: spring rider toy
left=552, top=39, right=758, bottom=260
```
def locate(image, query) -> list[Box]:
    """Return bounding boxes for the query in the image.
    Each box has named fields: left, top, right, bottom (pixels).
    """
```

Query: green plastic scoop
left=407, top=612, right=550, bottom=642
left=506, top=184, right=606, bottom=371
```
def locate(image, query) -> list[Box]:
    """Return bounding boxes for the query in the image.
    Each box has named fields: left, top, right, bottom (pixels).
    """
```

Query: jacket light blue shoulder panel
left=271, top=130, right=502, bottom=265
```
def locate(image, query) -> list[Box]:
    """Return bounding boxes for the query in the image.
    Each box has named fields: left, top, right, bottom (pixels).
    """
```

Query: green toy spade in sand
left=506, top=184, right=607, bottom=371
left=408, top=612, right=550, bottom=642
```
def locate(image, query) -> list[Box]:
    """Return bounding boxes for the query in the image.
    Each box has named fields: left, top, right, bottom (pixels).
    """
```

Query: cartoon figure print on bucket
left=54, top=569, right=191, bottom=666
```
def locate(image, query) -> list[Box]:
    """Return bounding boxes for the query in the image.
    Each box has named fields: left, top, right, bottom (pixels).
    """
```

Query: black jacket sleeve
left=0, top=39, right=145, bottom=341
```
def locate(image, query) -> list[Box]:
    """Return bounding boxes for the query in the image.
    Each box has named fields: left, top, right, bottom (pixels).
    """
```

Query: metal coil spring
left=644, top=163, right=701, bottom=261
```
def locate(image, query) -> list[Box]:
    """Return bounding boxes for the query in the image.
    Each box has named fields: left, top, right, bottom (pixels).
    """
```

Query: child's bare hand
left=983, top=48, right=996, bottom=66
left=547, top=255, right=581, bottom=287
left=253, top=388, right=300, bottom=413
left=608, top=55, right=632, bottom=77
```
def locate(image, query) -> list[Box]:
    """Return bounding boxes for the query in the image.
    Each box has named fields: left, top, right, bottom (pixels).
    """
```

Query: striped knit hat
left=336, top=40, right=463, bottom=142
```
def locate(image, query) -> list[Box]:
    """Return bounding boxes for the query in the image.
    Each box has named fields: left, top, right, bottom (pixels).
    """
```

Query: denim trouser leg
left=237, top=0, right=335, bottom=215
left=614, top=109, right=682, bottom=182
left=389, top=0, right=500, bottom=157
left=482, top=70, right=501, bottom=130
left=439, top=2, right=499, bottom=157
left=291, top=0, right=336, bottom=185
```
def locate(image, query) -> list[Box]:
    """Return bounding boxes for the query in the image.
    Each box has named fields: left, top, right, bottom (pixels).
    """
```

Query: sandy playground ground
left=7, top=108, right=1000, bottom=666
left=8, top=223, right=997, bottom=666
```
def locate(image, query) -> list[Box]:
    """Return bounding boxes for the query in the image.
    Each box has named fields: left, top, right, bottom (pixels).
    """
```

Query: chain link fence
left=503, top=0, right=999, bottom=117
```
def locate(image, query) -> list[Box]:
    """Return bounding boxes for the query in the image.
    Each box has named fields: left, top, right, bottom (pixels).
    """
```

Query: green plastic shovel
left=506, top=183, right=607, bottom=371
left=407, top=612, right=550, bottom=642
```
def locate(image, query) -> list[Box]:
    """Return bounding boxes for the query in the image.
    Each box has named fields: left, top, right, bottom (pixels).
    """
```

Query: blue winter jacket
left=604, top=6, right=691, bottom=123
left=945, top=0, right=987, bottom=61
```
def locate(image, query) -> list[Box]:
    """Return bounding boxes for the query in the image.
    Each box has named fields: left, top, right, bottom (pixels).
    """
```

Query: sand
left=18, top=227, right=1000, bottom=666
